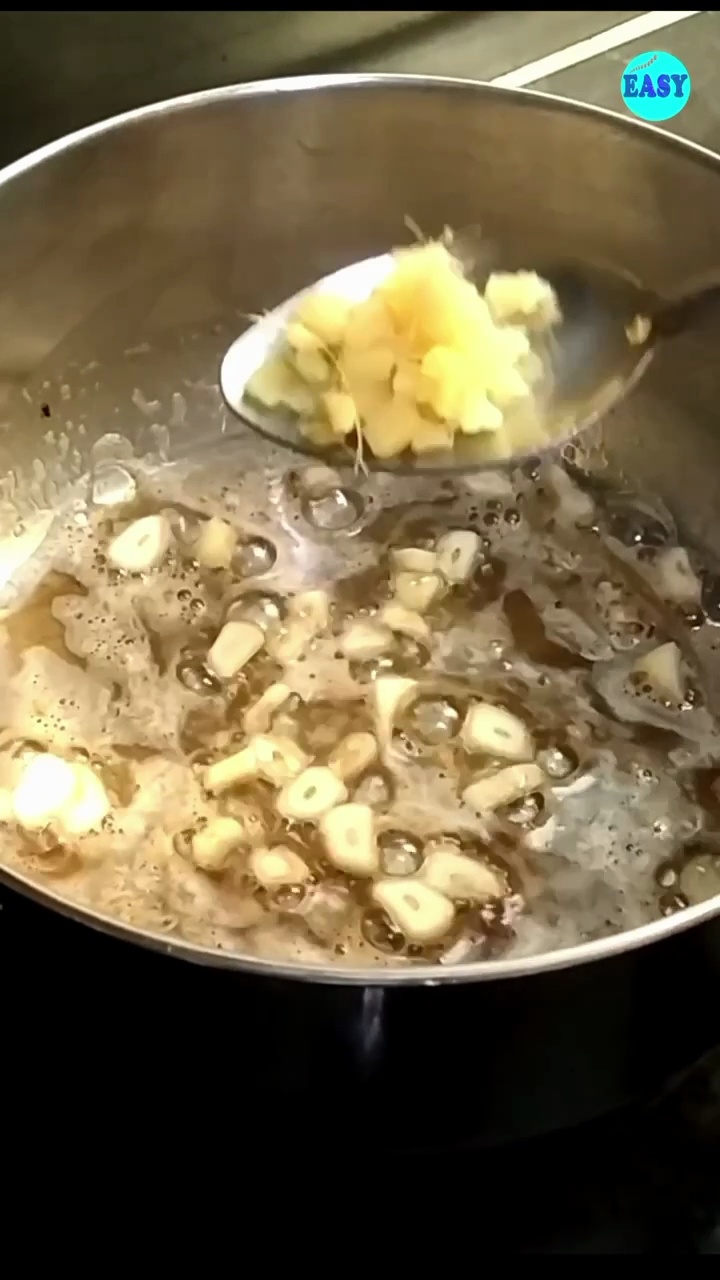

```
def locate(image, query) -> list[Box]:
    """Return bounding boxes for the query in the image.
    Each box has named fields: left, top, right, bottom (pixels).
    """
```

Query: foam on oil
left=0, top=419, right=718, bottom=968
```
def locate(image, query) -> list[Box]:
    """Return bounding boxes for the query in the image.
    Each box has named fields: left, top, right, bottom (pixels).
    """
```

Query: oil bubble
left=302, top=487, right=364, bottom=531
left=379, top=829, right=424, bottom=877
left=233, top=537, right=277, bottom=577
left=176, top=656, right=221, bottom=694
left=404, top=695, right=461, bottom=745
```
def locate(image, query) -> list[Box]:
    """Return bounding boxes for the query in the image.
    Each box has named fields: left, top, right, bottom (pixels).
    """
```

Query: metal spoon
left=219, top=252, right=719, bottom=474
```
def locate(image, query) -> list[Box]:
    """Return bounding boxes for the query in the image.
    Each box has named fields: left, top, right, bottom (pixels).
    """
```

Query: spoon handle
left=651, top=283, right=720, bottom=339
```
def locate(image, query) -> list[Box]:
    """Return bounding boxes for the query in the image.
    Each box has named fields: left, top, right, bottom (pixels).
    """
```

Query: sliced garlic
left=327, top=731, right=378, bottom=781
left=252, top=734, right=312, bottom=786
left=204, top=745, right=259, bottom=795
left=462, top=763, right=546, bottom=814
left=379, top=603, right=431, bottom=642
left=242, top=682, right=292, bottom=735
left=59, top=765, right=111, bottom=836
left=276, top=766, right=348, bottom=822
left=656, top=547, right=702, bottom=605
left=633, top=641, right=685, bottom=703
left=192, top=816, right=246, bottom=872
left=12, top=752, right=77, bottom=829
left=288, top=589, right=330, bottom=633
left=461, top=702, right=535, bottom=762
left=205, top=732, right=310, bottom=794
left=267, top=619, right=314, bottom=664
left=390, top=547, right=438, bottom=574
left=194, top=516, right=238, bottom=570
left=421, top=848, right=505, bottom=901
left=207, top=620, right=264, bottom=681
left=372, top=878, right=455, bottom=944
left=393, top=571, right=443, bottom=614
left=249, top=845, right=312, bottom=887
left=221, top=798, right=266, bottom=845
left=626, top=314, right=652, bottom=346
left=436, top=530, right=481, bottom=584
left=107, top=514, right=172, bottom=574
left=372, top=675, right=418, bottom=748
left=678, top=853, right=720, bottom=905
left=339, top=620, right=394, bottom=661
left=320, top=803, right=378, bottom=876
left=268, top=591, right=330, bottom=664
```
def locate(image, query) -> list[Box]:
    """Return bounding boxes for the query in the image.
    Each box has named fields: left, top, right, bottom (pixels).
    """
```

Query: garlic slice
left=204, top=745, right=259, bottom=795
left=269, top=591, right=330, bottom=665
left=378, top=603, right=431, bottom=642
left=393, top=571, right=443, bottom=614
left=192, top=816, right=246, bottom=871
left=253, top=734, right=312, bottom=786
left=632, top=641, right=686, bottom=703
left=12, top=754, right=111, bottom=838
left=421, top=848, right=505, bottom=901
left=327, top=731, right=378, bottom=781
left=242, top=683, right=292, bottom=735
left=107, top=514, right=172, bottom=574
left=267, top=619, right=313, bottom=664
left=59, top=765, right=111, bottom=836
left=436, top=530, right=481, bottom=584
left=372, top=878, right=455, bottom=943
left=372, top=676, right=418, bottom=748
left=207, top=620, right=264, bottom=680
left=249, top=845, right=312, bottom=887
left=461, top=702, right=535, bottom=762
left=339, top=620, right=394, bottom=661
left=276, top=766, right=348, bottom=821
left=320, top=803, right=378, bottom=876
left=391, top=547, right=438, bottom=574
left=12, top=752, right=77, bottom=829
left=221, top=798, right=266, bottom=846
left=462, top=763, right=546, bottom=814
left=656, top=547, right=702, bottom=605
left=195, top=516, right=238, bottom=570
left=288, top=589, right=330, bottom=633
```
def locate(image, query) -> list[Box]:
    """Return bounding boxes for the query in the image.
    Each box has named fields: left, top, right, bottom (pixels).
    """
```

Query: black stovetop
left=3, top=879, right=718, bottom=1252
left=448, top=1056, right=720, bottom=1254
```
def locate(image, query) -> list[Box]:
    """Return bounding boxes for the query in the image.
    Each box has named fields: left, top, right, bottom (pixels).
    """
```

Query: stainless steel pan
left=1, top=76, right=719, bottom=1141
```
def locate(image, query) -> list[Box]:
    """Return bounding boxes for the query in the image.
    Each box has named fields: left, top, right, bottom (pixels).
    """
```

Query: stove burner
left=2, top=877, right=718, bottom=1252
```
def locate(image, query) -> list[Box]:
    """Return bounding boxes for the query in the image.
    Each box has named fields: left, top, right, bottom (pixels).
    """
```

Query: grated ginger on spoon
left=245, top=240, right=559, bottom=460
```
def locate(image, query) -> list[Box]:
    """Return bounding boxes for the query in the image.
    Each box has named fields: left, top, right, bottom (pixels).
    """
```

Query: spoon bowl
left=219, top=249, right=713, bottom=474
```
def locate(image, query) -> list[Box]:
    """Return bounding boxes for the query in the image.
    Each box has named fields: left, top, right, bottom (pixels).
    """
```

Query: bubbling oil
left=0, top=432, right=719, bottom=970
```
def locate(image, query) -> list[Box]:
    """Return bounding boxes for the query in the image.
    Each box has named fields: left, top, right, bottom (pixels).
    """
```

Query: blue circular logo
left=620, top=50, right=691, bottom=122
